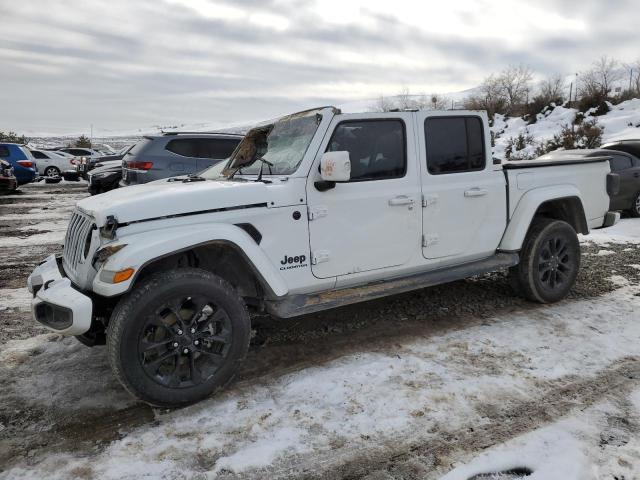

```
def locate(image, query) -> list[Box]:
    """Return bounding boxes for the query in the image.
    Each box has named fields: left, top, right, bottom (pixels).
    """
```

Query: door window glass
left=326, top=119, right=406, bottom=181
left=425, top=117, right=486, bottom=174
left=610, top=155, right=632, bottom=171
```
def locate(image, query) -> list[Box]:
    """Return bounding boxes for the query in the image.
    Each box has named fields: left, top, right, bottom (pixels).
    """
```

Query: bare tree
left=464, top=73, right=508, bottom=116
left=580, top=55, right=622, bottom=97
left=539, top=73, right=565, bottom=103
left=396, top=86, right=417, bottom=110
left=424, top=93, right=451, bottom=110
left=498, top=65, right=534, bottom=113
left=368, top=95, right=395, bottom=112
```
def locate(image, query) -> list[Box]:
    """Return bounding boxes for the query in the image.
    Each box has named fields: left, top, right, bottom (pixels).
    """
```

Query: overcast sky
left=1, top=0, right=638, bottom=136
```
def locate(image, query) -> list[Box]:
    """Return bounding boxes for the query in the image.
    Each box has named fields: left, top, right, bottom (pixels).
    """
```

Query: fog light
left=34, top=303, right=72, bottom=330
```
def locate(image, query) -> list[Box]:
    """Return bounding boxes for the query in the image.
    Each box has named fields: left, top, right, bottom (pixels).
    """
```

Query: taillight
left=17, top=160, right=34, bottom=168
left=126, top=161, right=153, bottom=170
left=70, top=157, right=79, bottom=165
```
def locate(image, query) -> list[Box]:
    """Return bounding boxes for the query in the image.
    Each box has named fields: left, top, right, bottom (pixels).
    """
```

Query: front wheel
left=509, top=219, right=580, bottom=303
left=106, top=268, right=251, bottom=407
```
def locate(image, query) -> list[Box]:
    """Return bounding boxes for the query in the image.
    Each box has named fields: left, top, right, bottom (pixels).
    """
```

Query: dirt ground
left=1, top=182, right=640, bottom=479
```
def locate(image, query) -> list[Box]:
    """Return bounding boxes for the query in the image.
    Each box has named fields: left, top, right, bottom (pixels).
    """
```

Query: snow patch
left=0, top=288, right=32, bottom=311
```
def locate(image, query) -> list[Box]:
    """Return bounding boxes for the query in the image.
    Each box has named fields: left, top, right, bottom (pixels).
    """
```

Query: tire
left=629, top=192, right=640, bottom=218
left=44, top=166, right=60, bottom=177
left=509, top=218, right=580, bottom=304
left=106, top=268, right=251, bottom=407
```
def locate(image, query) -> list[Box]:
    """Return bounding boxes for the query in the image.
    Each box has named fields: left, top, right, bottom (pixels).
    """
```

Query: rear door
left=417, top=113, right=506, bottom=262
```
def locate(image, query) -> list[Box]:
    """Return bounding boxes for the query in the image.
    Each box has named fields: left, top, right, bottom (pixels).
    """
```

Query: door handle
left=634, top=172, right=639, bottom=178
left=388, top=195, right=415, bottom=206
left=464, top=188, right=489, bottom=197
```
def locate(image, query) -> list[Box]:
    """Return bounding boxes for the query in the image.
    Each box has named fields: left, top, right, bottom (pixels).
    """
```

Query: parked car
left=0, top=159, right=17, bottom=193
left=87, top=160, right=123, bottom=195
left=589, top=149, right=640, bottom=217
left=121, top=133, right=242, bottom=186
left=78, top=144, right=134, bottom=179
left=30, top=149, right=76, bottom=177
left=28, top=106, right=619, bottom=407
left=0, top=143, right=37, bottom=184
left=58, top=147, right=103, bottom=158
left=601, top=139, right=640, bottom=159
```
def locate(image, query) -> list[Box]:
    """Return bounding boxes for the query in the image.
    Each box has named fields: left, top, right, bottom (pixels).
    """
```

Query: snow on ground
left=0, top=288, right=31, bottom=311
left=580, top=218, right=640, bottom=245
left=600, top=98, right=640, bottom=143
left=442, top=391, right=640, bottom=480
left=3, top=281, right=640, bottom=479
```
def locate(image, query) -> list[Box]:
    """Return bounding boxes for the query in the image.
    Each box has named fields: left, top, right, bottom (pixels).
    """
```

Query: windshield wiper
left=182, top=174, right=206, bottom=183
left=255, top=157, right=274, bottom=183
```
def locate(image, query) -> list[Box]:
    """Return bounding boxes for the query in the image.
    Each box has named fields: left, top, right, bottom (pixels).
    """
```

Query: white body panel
left=500, top=161, right=611, bottom=251
left=416, top=111, right=507, bottom=263
left=306, top=112, right=420, bottom=278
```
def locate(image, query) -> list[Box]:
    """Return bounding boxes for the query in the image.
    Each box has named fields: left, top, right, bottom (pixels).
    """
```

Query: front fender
left=499, top=185, right=584, bottom=251
left=92, top=223, right=289, bottom=298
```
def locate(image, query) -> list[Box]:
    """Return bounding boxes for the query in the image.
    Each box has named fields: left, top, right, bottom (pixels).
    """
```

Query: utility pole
left=90, top=124, right=93, bottom=146
left=630, top=68, right=634, bottom=91
left=569, top=82, right=573, bottom=107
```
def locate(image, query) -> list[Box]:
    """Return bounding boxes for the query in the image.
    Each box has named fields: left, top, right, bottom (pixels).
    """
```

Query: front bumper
left=27, top=254, right=93, bottom=335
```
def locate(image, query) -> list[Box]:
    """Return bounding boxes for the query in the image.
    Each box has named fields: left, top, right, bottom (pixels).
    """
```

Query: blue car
left=0, top=143, right=37, bottom=185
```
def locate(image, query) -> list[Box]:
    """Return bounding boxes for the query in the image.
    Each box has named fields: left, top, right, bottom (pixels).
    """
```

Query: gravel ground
left=1, top=182, right=640, bottom=479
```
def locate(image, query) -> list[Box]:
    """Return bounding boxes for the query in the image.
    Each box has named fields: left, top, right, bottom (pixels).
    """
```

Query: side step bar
left=266, top=253, right=519, bottom=318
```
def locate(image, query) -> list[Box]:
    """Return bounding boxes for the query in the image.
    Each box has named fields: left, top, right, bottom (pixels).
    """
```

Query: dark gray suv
left=121, top=133, right=242, bottom=185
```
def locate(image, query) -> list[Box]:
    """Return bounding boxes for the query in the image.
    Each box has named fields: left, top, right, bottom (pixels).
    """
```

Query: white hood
left=76, top=178, right=286, bottom=226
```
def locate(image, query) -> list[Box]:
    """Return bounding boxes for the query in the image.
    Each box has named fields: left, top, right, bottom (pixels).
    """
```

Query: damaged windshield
left=218, top=109, right=323, bottom=177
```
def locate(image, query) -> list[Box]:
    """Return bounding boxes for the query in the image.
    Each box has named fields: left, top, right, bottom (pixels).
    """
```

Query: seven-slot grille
left=62, top=209, right=95, bottom=279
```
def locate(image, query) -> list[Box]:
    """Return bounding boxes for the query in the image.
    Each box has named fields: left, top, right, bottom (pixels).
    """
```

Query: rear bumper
left=602, top=211, right=620, bottom=228
left=0, top=177, right=17, bottom=191
left=27, top=254, right=92, bottom=335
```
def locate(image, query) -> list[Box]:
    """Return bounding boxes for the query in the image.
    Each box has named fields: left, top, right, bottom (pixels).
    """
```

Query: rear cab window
left=165, top=138, right=240, bottom=159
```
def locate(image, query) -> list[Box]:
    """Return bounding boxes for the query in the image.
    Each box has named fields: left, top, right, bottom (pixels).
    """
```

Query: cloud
left=0, top=0, right=638, bottom=134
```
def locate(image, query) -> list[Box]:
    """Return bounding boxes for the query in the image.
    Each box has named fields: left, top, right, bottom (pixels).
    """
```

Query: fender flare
left=92, top=223, right=289, bottom=298
left=499, top=185, right=586, bottom=252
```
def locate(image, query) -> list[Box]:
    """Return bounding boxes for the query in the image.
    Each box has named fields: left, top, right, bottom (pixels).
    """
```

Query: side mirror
left=320, top=151, right=351, bottom=182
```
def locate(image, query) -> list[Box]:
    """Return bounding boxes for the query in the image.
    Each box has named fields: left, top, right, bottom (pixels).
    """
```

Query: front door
left=306, top=113, right=420, bottom=279
left=417, top=113, right=506, bottom=262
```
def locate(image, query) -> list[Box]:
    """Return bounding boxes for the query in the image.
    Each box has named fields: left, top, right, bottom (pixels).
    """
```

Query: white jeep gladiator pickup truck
left=27, top=106, right=620, bottom=406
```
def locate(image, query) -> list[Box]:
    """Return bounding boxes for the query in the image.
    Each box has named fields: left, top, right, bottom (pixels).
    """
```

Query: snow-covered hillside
left=493, top=98, right=640, bottom=160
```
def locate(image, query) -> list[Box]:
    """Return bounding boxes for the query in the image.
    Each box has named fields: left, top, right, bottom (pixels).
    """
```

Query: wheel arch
left=500, top=186, right=587, bottom=252
left=91, top=224, right=289, bottom=300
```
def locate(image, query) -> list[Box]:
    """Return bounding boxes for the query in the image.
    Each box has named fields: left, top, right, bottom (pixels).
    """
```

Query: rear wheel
left=509, top=219, right=580, bottom=303
left=629, top=192, right=640, bottom=218
left=44, top=166, right=60, bottom=177
left=106, top=268, right=251, bottom=407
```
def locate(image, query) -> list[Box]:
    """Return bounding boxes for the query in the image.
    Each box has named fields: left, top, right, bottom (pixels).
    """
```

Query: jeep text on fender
left=27, top=106, right=621, bottom=406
